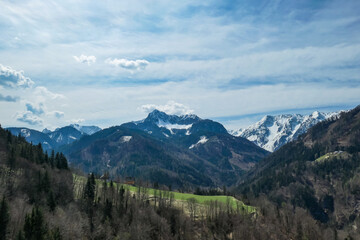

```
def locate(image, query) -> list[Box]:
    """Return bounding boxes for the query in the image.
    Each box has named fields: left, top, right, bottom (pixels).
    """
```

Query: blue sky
left=0, top=0, right=359, bottom=130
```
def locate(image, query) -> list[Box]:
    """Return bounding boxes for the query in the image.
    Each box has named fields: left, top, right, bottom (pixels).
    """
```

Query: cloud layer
left=0, top=64, right=66, bottom=127
left=0, top=0, right=359, bottom=130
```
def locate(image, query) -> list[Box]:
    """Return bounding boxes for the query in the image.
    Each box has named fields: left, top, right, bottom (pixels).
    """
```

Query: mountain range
left=61, top=110, right=268, bottom=188
left=230, top=111, right=341, bottom=152
left=6, top=124, right=101, bottom=151
left=2, top=105, right=359, bottom=239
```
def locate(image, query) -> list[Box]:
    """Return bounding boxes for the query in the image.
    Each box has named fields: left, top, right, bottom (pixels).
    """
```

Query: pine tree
left=16, top=230, right=25, bottom=240
left=50, top=150, right=55, bottom=168
left=24, top=207, right=48, bottom=240
left=7, top=147, right=16, bottom=169
left=41, top=171, right=51, bottom=193
left=83, top=173, right=96, bottom=232
left=84, top=173, right=96, bottom=202
left=103, top=199, right=112, bottom=222
left=0, top=197, right=10, bottom=240
left=47, top=191, right=56, bottom=213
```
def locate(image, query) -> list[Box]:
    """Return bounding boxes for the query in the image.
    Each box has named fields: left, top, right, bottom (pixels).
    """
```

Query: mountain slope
left=238, top=105, right=360, bottom=234
left=6, top=127, right=56, bottom=152
left=48, top=126, right=84, bottom=146
left=64, top=126, right=218, bottom=187
left=64, top=110, right=268, bottom=188
left=231, top=111, right=341, bottom=152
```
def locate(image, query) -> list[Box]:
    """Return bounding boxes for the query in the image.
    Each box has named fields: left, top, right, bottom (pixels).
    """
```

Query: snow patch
left=189, top=136, right=208, bottom=149
left=21, top=129, right=30, bottom=138
left=157, top=120, right=192, bottom=134
left=121, top=136, right=132, bottom=143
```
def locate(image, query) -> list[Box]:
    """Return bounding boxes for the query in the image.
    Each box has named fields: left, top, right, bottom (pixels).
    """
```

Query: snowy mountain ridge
left=229, top=111, right=343, bottom=152
left=6, top=124, right=102, bottom=151
left=69, top=124, right=102, bottom=135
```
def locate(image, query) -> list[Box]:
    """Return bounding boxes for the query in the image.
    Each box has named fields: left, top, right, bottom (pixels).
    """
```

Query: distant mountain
left=6, top=127, right=55, bottom=152
left=63, top=110, right=268, bottom=188
left=230, top=111, right=341, bottom=152
left=48, top=126, right=84, bottom=146
left=121, top=109, right=202, bottom=139
left=6, top=124, right=102, bottom=151
left=238, top=106, right=360, bottom=228
left=69, top=124, right=101, bottom=135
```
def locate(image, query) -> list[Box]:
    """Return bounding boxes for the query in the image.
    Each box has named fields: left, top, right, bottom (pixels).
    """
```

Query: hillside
left=63, top=110, right=268, bottom=188
left=237, top=105, right=360, bottom=239
left=0, top=125, right=289, bottom=239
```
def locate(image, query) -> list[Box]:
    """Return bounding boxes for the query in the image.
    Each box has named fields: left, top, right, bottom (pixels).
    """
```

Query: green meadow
left=73, top=174, right=256, bottom=213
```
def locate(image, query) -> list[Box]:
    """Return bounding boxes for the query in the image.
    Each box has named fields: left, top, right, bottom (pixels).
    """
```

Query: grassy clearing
left=72, top=174, right=256, bottom=213
left=314, top=151, right=347, bottom=163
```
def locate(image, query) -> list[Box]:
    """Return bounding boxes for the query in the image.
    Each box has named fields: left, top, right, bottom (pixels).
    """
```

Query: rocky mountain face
left=6, top=124, right=101, bottom=151
left=238, top=106, right=360, bottom=233
left=63, top=110, right=269, bottom=188
left=230, top=111, right=341, bottom=152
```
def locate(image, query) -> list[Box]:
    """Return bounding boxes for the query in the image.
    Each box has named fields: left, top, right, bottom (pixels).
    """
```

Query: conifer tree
left=50, top=150, right=55, bottom=168
left=16, top=230, right=25, bottom=240
left=24, top=207, right=48, bottom=240
left=47, top=191, right=56, bottom=213
left=7, top=147, right=16, bottom=169
left=0, top=196, right=10, bottom=240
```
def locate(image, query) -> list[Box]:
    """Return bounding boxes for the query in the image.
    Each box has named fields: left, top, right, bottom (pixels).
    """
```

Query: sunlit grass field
left=73, top=174, right=256, bottom=213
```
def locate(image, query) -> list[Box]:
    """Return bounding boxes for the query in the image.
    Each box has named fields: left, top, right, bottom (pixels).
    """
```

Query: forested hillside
left=0, top=125, right=297, bottom=239
left=238, top=105, right=360, bottom=239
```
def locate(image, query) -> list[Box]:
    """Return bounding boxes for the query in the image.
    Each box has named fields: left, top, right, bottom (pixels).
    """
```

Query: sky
left=0, top=0, right=360, bottom=131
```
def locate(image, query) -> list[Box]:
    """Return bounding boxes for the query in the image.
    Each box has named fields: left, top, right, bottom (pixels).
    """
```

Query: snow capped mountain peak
left=230, top=111, right=343, bottom=152
left=311, top=111, right=321, bottom=119
left=145, top=109, right=201, bottom=124
left=42, top=128, right=51, bottom=134
left=69, top=124, right=101, bottom=135
left=147, top=109, right=169, bottom=122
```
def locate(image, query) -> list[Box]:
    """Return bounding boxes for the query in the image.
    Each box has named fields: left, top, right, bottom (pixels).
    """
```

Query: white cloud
left=73, top=54, right=96, bottom=65
left=106, top=58, right=149, bottom=71
left=34, top=86, right=65, bottom=100
left=140, top=100, right=194, bottom=115
left=66, top=118, right=85, bottom=124
left=0, top=64, right=34, bottom=88
left=25, top=102, right=44, bottom=115
left=15, top=111, right=43, bottom=125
